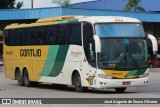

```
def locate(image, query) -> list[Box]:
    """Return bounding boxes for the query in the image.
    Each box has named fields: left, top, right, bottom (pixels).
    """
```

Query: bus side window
left=11, top=29, right=16, bottom=46
left=37, top=28, right=44, bottom=45
left=57, top=24, right=66, bottom=44
left=49, top=29, right=54, bottom=45
left=83, top=22, right=96, bottom=67
left=44, top=27, right=49, bottom=45
left=68, top=23, right=81, bottom=45
left=31, top=31, right=36, bottom=45
left=17, top=30, right=23, bottom=45
left=6, top=30, right=12, bottom=45
left=5, top=30, right=10, bottom=45
left=26, top=28, right=31, bottom=45
left=56, top=32, right=61, bottom=44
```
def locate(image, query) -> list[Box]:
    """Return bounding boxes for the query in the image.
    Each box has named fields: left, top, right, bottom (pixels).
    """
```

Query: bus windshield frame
left=95, top=23, right=148, bottom=70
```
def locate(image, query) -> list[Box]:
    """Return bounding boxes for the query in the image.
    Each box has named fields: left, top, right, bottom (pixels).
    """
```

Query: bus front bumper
left=96, top=76, right=149, bottom=88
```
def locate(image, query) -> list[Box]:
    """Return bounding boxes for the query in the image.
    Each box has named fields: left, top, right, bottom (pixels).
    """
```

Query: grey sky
left=16, top=0, right=95, bottom=8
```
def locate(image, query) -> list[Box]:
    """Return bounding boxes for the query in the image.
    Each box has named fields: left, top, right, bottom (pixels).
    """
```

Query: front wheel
left=115, top=88, right=126, bottom=93
left=73, top=73, right=87, bottom=92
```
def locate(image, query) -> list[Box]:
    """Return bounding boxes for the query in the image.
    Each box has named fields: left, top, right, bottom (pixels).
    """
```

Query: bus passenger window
left=49, top=30, right=55, bottom=45
left=44, top=29, right=49, bottom=45
left=67, top=23, right=81, bottom=45
left=37, top=30, right=43, bottom=45
left=56, top=33, right=61, bottom=44
left=31, top=31, right=36, bottom=44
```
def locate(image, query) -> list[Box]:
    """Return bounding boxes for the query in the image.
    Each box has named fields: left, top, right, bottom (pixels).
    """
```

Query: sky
left=15, top=0, right=95, bottom=9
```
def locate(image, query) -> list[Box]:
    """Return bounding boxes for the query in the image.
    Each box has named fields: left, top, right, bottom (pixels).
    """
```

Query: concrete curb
left=149, top=68, right=160, bottom=72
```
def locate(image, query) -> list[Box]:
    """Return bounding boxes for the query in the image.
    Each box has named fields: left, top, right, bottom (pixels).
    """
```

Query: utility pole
left=31, top=0, right=33, bottom=8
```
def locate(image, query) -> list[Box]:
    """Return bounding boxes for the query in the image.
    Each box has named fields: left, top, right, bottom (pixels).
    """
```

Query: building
left=0, top=7, right=160, bottom=55
left=73, top=0, right=160, bottom=12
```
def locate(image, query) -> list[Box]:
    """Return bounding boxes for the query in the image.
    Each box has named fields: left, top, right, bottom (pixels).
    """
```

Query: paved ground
left=0, top=68, right=160, bottom=107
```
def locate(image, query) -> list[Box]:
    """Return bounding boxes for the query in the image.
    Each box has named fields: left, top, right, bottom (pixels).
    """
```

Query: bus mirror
left=147, top=34, right=158, bottom=52
left=93, top=35, right=101, bottom=53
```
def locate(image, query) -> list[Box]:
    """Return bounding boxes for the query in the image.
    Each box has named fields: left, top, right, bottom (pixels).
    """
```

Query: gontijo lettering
left=20, top=49, right=41, bottom=57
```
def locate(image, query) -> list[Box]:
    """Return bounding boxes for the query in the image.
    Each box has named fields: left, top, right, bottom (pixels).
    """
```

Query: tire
left=16, top=69, right=24, bottom=86
left=115, top=88, right=126, bottom=93
left=23, top=69, right=33, bottom=87
left=73, top=72, right=87, bottom=92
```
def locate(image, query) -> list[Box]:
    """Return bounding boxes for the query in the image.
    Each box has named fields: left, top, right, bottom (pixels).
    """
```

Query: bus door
left=82, top=22, right=96, bottom=86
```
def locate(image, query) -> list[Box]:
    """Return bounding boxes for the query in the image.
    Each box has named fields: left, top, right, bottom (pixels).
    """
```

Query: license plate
left=122, top=81, right=130, bottom=85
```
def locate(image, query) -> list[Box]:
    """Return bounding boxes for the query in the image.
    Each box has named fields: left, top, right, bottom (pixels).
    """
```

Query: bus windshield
left=95, top=23, right=148, bottom=70
left=98, top=39, right=148, bottom=70
left=95, top=23, right=145, bottom=37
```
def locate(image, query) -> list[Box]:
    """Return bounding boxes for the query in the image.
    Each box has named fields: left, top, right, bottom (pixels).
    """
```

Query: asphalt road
left=0, top=68, right=160, bottom=106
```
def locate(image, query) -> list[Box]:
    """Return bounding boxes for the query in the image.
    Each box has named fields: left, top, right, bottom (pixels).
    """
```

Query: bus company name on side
left=20, top=49, right=41, bottom=57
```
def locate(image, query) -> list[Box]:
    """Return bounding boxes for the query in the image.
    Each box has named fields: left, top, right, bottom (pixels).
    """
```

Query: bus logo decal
left=20, top=49, right=41, bottom=57
left=86, top=76, right=95, bottom=85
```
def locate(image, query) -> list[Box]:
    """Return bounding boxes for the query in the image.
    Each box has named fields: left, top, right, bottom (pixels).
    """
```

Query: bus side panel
left=38, top=45, right=69, bottom=84
left=67, top=45, right=92, bottom=87
left=4, top=45, right=49, bottom=82
left=4, top=60, right=17, bottom=80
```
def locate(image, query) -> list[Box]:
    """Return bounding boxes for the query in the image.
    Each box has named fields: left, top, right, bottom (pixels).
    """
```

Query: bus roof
left=79, top=16, right=141, bottom=24
left=5, top=16, right=141, bottom=29
left=5, top=16, right=79, bottom=29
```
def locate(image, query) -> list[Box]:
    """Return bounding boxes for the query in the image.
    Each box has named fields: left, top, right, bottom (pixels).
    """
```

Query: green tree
left=15, top=1, right=24, bottom=9
left=124, top=0, right=145, bottom=12
left=52, top=0, right=72, bottom=7
left=0, top=0, right=23, bottom=9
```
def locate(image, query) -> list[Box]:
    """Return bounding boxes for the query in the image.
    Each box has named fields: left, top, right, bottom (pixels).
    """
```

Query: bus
left=3, top=16, right=158, bottom=92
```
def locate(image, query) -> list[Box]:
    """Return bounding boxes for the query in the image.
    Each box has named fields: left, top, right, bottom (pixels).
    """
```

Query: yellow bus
left=3, top=16, right=158, bottom=92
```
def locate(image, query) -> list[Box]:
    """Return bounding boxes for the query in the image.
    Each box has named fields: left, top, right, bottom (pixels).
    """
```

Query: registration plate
left=122, top=81, right=131, bottom=85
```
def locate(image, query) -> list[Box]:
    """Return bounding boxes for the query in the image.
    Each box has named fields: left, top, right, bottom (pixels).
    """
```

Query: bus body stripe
left=128, top=69, right=146, bottom=76
left=49, top=45, right=69, bottom=77
left=40, top=45, right=59, bottom=76
left=40, top=45, right=69, bottom=77
left=103, top=68, right=147, bottom=79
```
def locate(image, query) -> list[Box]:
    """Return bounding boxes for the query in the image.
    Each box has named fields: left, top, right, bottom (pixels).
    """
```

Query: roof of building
left=0, top=7, right=160, bottom=22
left=73, top=0, right=160, bottom=12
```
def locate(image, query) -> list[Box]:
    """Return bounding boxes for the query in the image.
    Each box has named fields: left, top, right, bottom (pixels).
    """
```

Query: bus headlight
left=138, top=73, right=149, bottom=78
left=98, top=74, right=113, bottom=79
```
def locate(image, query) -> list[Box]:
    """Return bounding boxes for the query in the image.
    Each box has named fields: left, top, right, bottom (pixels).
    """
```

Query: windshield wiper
left=127, top=53, right=139, bottom=68
left=118, top=39, right=140, bottom=68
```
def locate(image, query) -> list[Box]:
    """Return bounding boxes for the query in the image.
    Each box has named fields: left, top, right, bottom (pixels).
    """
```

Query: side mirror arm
left=148, top=34, right=158, bottom=67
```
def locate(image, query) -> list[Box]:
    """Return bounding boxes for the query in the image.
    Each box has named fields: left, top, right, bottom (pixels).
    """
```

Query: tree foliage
left=0, top=0, right=23, bottom=9
left=52, top=0, right=72, bottom=7
left=15, top=1, right=24, bottom=9
left=123, top=0, right=145, bottom=12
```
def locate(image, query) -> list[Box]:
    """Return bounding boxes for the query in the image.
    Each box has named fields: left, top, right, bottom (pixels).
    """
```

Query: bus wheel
left=16, top=69, right=24, bottom=86
left=73, top=73, right=87, bottom=92
left=115, top=88, right=126, bottom=93
left=23, top=69, right=33, bottom=87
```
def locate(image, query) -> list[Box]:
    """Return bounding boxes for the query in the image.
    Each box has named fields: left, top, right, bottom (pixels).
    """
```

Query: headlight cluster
left=138, top=73, right=149, bottom=78
left=98, top=74, right=113, bottom=79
